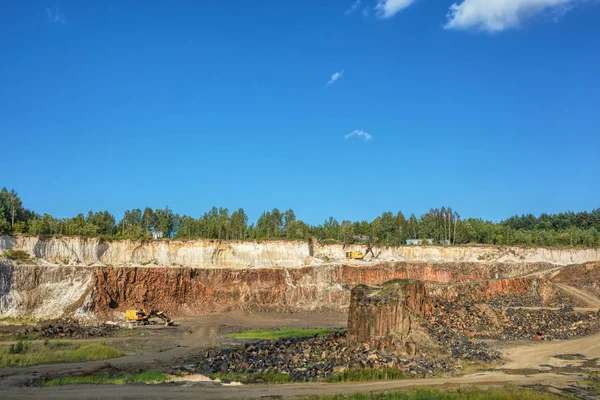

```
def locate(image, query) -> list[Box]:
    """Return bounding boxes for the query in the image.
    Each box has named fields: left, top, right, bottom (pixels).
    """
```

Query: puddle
left=582, top=358, right=600, bottom=368
left=554, top=354, right=587, bottom=361
left=500, top=368, right=543, bottom=375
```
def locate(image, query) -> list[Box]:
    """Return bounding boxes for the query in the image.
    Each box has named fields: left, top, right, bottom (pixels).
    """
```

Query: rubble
left=427, top=301, right=600, bottom=341
left=183, top=332, right=457, bottom=382
left=18, top=318, right=119, bottom=339
left=489, top=294, right=543, bottom=308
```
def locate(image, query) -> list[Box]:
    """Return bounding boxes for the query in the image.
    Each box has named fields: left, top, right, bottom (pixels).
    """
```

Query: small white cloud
left=46, top=8, right=66, bottom=24
left=444, top=0, right=583, bottom=32
left=375, top=0, right=416, bottom=19
left=363, top=7, right=371, bottom=17
left=345, top=0, right=362, bottom=15
left=327, top=70, right=344, bottom=86
left=345, top=130, right=373, bottom=141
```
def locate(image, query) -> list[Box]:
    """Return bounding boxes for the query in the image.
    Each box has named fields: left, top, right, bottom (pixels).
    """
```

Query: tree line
left=1, top=187, right=599, bottom=247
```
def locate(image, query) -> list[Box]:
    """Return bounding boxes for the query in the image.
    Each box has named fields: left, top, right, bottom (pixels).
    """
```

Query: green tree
left=154, top=207, right=175, bottom=238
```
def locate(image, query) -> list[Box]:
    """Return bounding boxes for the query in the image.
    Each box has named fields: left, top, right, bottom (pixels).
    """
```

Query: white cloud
left=46, top=8, right=66, bottom=24
left=375, top=0, right=416, bottom=18
left=445, top=0, right=583, bottom=32
left=327, top=70, right=344, bottom=86
left=345, top=130, right=373, bottom=141
left=345, top=0, right=362, bottom=15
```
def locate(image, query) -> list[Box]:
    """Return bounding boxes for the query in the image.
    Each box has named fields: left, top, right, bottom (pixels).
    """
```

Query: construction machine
left=345, top=251, right=364, bottom=260
left=345, top=238, right=380, bottom=261
left=125, top=308, right=174, bottom=327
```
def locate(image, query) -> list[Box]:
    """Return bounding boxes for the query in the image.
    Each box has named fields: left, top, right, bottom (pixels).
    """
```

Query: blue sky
left=1, top=0, right=599, bottom=224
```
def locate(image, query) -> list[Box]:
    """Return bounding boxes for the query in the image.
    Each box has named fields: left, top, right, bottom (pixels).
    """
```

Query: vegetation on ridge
left=1, top=187, right=599, bottom=247
left=40, top=371, right=169, bottom=386
left=301, top=387, right=563, bottom=400
left=228, top=328, right=342, bottom=340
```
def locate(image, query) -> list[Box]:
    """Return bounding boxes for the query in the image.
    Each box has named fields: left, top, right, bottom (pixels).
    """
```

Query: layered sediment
left=3, top=235, right=599, bottom=267
left=0, top=235, right=598, bottom=321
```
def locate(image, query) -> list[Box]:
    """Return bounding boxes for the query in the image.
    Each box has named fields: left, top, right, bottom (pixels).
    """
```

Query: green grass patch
left=324, top=368, right=410, bottom=383
left=0, top=317, right=38, bottom=325
left=584, top=372, right=600, bottom=394
left=0, top=342, right=123, bottom=367
left=211, top=372, right=291, bottom=384
left=1, top=249, right=32, bottom=263
left=40, top=371, right=168, bottom=387
left=302, top=387, right=563, bottom=400
left=228, top=328, right=342, bottom=340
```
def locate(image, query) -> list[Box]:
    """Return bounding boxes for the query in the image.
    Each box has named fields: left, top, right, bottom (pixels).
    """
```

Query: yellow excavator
left=345, top=251, right=364, bottom=260
left=126, top=308, right=174, bottom=327
left=345, top=238, right=379, bottom=260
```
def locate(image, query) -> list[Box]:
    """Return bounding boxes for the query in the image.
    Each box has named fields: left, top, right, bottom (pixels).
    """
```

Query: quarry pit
left=1, top=235, right=600, bottom=399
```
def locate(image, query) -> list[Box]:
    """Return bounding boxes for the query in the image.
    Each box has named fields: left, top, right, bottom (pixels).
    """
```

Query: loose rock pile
left=489, top=294, right=543, bottom=308
left=428, top=301, right=600, bottom=341
left=184, top=332, right=457, bottom=382
left=18, top=319, right=118, bottom=339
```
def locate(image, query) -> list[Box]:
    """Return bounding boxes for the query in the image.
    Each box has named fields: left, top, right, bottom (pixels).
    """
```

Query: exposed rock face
left=2, top=235, right=599, bottom=267
left=0, top=261, right=94, bottom=320
left=347, top=280, right=428, bottom=354
left=1, top=235, right=599, bottom=321
left=0, top=262, right=566, bottom=320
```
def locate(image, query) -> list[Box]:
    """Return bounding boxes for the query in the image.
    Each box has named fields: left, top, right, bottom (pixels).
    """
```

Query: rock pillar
left=347, top=279, right=427, bottom=351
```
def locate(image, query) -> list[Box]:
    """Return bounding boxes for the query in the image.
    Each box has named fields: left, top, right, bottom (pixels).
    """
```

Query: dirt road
left=0, top=371, right=582, bottom=400
left=554, top=283, right=600, bottom=308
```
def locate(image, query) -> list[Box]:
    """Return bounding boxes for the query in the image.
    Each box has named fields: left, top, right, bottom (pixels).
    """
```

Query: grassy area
left=211, top=372, right=291, bottom=384
left=0, top=317, right=38, bottom=325
left=0, top=341, right=123, bottom=367
left=41, top=371, right=168, bottom=387
left=325, top=368, right=410, bottom=383
left=302, top=387, right=563, bottom=400
left=1, top=249, right=33, bottom=263
left=456, top=360, right=502, bottom=376
left=228, top=327, right=342, bottom=340
left=582, top=372, right=600, bottom=394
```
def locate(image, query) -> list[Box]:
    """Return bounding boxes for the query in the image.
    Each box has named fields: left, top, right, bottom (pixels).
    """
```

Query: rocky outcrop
left=0, top=260, right=572, bottom=320
left=0, top=261, right=94, bottom=320
left=2, top=235, right=599, bottom=267
left=347, top=280, right=427, bottom=354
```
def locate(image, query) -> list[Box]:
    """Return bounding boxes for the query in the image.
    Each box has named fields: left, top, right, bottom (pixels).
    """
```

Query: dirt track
left=554, top=283, right=600, bottom=308
left=0, top=371, right=583, bottom=400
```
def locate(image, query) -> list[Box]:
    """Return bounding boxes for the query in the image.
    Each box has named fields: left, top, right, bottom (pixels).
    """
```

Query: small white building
left=152, top=230, right=164, bottom=240
left=406, top=238, right=434, bottom=245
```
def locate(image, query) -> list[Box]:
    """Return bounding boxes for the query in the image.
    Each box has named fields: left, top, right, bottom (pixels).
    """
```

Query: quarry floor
left=1, top=312, right=600, bottom=399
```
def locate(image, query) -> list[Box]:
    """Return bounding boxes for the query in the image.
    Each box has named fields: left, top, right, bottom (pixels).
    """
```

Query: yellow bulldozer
left=126, top=308, right=174, bottom=327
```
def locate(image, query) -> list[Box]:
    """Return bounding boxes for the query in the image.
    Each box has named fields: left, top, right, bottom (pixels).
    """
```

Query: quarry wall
left=1, top=235, right=599, bottom=321
left=2, top=234, right=600, bottom=267
left=1, top=260, right=586, bottom=321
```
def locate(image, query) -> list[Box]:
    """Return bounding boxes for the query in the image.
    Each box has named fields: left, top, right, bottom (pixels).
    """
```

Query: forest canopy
left=1, top=187, right=599, bottom=247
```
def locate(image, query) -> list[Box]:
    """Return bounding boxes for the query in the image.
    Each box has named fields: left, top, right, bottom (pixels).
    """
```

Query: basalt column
left=347, top=279, right=428, bottom=353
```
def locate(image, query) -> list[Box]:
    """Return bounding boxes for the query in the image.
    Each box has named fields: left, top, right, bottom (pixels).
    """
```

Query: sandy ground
left=1, top=311, right=599, bottom=399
